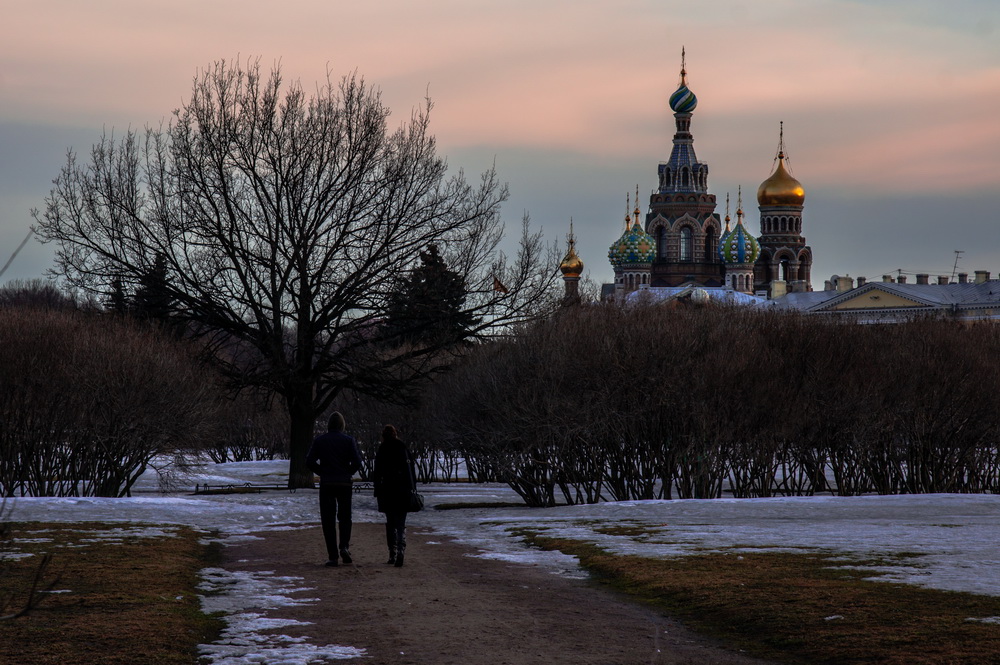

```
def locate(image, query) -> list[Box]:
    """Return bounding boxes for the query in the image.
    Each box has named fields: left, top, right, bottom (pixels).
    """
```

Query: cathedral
left=563, top=53, right=814, bottom=300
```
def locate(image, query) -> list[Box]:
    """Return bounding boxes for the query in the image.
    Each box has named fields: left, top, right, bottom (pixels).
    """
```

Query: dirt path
left=222, top=523, right=775, bottom=665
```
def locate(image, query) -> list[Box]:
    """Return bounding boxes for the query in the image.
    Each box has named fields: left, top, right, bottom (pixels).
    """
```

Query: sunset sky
left=2, top=0, right=999, bottom=288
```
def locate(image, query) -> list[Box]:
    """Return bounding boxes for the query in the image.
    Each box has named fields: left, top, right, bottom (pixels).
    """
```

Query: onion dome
left=719, top=195, right=760, bottom=265
left=669, top=83, right=697, bottom=114
left=757, top=124, right=805, bottom=206
left=669, top=49, right=698, bottom=113
left=560, top=222, right=584, bottom=278
left=608, top=195, right=655, bottom=267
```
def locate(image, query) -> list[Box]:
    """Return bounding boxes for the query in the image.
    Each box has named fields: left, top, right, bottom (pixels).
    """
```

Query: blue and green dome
left=718, top=215, right=732, bottom=258
left=609, top=219, right=656, bottom=267
left=669, top=84, right=698, bottom=114
left=719, top=218, right=760, bottom=265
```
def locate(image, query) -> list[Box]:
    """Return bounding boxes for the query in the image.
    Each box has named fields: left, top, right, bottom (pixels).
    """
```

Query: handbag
left=408, top=489, right=424, bottom=513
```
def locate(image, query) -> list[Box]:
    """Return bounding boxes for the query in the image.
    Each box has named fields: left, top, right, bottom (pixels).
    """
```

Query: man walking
left=305, top=412, right=363, bottom=566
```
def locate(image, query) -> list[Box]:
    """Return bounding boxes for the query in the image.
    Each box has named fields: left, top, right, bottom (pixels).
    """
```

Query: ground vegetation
left=423, top=305, right=1000, bottom=505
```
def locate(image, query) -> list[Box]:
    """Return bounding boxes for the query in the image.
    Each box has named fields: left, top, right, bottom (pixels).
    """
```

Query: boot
left=386, top=548, right=396, bottom=565
left=394, top=534, right=406, bottom=567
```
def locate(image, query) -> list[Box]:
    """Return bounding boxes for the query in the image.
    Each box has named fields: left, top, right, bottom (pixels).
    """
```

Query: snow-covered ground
left=5, top=459, right=1000, bottom=662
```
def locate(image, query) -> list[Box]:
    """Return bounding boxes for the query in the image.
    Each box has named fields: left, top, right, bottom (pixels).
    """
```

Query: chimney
left=857, top=276, right=867, bottom=287
left=916, top=274, right=929, bottom=285
left=837, top=275, right=854, bottom=292
left=824, top=279, right=834, bottom=291
left=897, top=275, right=907, bottom=284
left=938, top=276, right=950, bottom=285
left=770, top=279, right=787, bottom=299
left=975, top=270, right=990, bottom=284
left=958, top=272, right=968, bottom=284
left=882, top=274, right=893, bottom=283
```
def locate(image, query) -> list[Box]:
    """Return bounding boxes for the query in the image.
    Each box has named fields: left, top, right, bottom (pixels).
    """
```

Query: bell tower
left=754, top=123, right=812, bottom=293
left=645, top=49, right=724, bottom=287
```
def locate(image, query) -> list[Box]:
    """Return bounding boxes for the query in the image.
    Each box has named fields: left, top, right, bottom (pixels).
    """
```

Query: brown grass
left=519, top=531, right=1000, bottom=665
left=0, top=522, right=222, bottom=665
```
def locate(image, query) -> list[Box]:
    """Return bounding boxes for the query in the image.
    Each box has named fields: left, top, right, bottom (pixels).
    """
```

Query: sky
left=2, top=0, right=999, bottom=289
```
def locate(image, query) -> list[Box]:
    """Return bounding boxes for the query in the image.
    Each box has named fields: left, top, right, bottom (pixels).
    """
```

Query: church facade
left=604, top=54, right=813, bottom=299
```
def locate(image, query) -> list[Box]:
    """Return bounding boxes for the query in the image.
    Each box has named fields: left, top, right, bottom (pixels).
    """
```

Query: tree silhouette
left=33, top=59, right=558, bottom=487
left=132, top=253, right=174, bottom=327
left=384, top=244, right=478, bottom=347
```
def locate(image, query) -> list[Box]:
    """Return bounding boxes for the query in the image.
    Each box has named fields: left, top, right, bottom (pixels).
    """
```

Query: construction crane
left=0, top=229, right=34, bottom=280
left=950, top=250, right=964, bottom=281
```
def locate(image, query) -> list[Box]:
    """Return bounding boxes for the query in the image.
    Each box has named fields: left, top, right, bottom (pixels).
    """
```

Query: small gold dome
left=757, top=153, right=805, bottom=206
left=560, top=245, right=584, bottom=278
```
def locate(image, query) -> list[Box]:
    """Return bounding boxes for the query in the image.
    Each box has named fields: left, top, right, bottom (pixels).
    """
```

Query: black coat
left=305, top=431, right=363, bottom=484
left=373, top=437, right=415, bottom=513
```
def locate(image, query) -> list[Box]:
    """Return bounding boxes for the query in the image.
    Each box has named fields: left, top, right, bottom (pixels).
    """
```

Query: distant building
left=605, top=51, right=812, bottom=300
left=774, top=272, right=1000, bottom=322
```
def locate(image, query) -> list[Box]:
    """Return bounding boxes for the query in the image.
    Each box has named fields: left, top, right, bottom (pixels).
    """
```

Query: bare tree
left=0, top=307, right=218, bottom=497
left=33, top=59, right=558, bottom=487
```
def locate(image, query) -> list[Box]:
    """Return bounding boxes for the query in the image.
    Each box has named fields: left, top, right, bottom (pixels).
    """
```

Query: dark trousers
left=384, top=510, right=407, bottom=554
left=319, top=482, right=353, bottom=559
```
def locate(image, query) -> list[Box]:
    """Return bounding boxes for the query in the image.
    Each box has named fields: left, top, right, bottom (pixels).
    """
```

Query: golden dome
left=757, top=152, right=805, bottom=206
left=560, top=245, right=584, bottom=278
left=560, top=222, right=584, bottom=278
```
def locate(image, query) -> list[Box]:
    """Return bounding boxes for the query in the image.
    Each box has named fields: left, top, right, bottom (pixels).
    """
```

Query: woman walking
left=373, top=424, right=416, bottom=567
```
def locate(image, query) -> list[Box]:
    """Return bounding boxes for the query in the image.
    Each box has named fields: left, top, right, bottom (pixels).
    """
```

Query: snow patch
left=198, top=567, right=363, bottom=662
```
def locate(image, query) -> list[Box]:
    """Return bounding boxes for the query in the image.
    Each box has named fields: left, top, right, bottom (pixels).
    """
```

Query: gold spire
left=559, top=217, right=584, bottom=278
left=736, top=185, right=744, bottom=221
left=757, top=121, right=805, bottom=206
left=724, top=193, right=731, bottom=231
left=680, top=46, right=687, bottom=86
left=624, top=192, right=631, bottom=230
left=633, top=185, right=642, bottom=227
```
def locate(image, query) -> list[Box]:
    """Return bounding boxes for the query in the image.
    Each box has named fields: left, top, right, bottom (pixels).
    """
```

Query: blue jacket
left=305, top=431, right=363, bottom=484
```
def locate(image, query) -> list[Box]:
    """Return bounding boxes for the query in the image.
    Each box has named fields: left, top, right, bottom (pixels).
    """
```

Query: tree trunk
left=286, top=387, right=317, bottom=489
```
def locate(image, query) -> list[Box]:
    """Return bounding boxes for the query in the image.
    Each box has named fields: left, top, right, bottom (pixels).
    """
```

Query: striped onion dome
left=719, top=210, right=760, bottom=265
left=669, top=82, right=697, bottom=114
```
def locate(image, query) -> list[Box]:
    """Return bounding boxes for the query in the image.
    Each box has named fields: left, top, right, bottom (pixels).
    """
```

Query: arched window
left=705, top=229, right=717, bottom=262
left=680, top=227, right=693, bottom=261
left=780, top=259, right=790, bottom=282
left=657, top=227, right=667, bottom=259
left=681, top=168, right=689, bottom=188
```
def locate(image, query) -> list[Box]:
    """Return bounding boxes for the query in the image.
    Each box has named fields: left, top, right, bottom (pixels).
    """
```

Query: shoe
left=386, top=556, right=396, bottom=565
left=339, top=549, right=353, bottom=564
left=394, top=553, right=404, bottom=567
left=325, top=559, right=338, bottom=567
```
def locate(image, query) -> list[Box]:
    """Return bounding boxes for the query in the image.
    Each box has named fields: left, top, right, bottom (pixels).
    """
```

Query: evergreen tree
left=385, top=245, right=478, bottom=346
left=106, top=276, right=129, bottom=315
left=132, top=253, right=174, bottom=326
